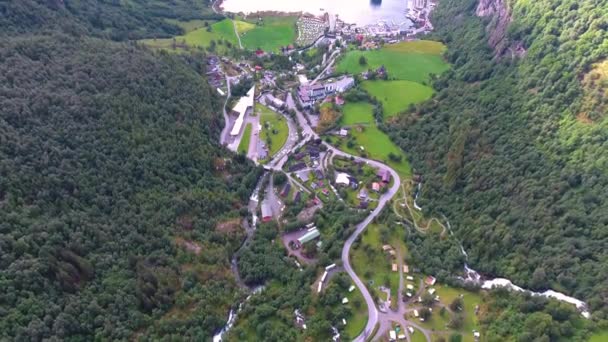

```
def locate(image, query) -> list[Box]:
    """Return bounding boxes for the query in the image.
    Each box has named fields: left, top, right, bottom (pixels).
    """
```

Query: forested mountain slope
left=0, top=34, right=258, bottom=339
left=387, top=0, right=608, bottom=316
left=0, top=0, right=221, bottom=40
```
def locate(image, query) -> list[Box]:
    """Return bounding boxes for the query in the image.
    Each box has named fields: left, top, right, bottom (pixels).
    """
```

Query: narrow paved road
left=286, top=93, right=402, bottom=341
left=220, top=75, right=232, bottom=146
left=311, top=49, right=340, bottom=85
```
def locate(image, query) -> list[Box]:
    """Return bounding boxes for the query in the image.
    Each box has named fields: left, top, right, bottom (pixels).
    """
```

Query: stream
left=438, top=210, right=591, bottom=318
left=413, top=183, right=592, bottom=317
left=213, top=172, right=268, bottom=341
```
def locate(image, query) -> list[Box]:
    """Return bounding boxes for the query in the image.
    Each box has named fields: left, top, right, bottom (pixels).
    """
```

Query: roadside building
left=281, top=183, right=291, bottom=197
left=297, top=170, right=310, bottom=182
left=372, top=182, right=381, bottom=192
left=378, top=169, right=391, bottom=183
left=358, top=188, right=368, bottom=200
left=392, top=263, right=398, bottom=272
left=261, top=202, right=272, bottom=222
left=230, top=86, right=255, bottom=136
left=297, top=228, right=320, bottom=246
left=425, top=276, right=437, bottom=286
left=272, top=97, right=285, bottom=109
left=336, top=172, right=350, bottom=186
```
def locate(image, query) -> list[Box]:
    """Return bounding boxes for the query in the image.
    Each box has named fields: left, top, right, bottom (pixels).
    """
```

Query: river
left=221, top=0, right=414, bottom=26
left=439, top=212, right=591, bottom=318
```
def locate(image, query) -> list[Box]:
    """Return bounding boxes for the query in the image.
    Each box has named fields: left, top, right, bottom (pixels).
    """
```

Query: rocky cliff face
left=476, top=0, right=524, bottom=58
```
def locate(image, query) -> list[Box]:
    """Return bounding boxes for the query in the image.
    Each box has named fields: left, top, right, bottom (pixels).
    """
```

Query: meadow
left=239, top=16, right=297, bottom=52
left=141, top=18, right=238, bottom=53
left=341, top=102, right=375, bottom=125
left=351, top=224, right=407, bottom=304
left=238, top=123, right=252, bottom=154
left=258, top=104, right=288, bottom=157
left=337, top=102, right=411, bottom=176
left=344, top=286, right=368, bottom=338
left=362, top=80, right=434, bottom=118
left=336, top=41, right=449, bottom=83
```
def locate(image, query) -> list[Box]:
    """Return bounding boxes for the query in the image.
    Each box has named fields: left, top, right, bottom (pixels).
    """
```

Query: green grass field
left=343, top=126, right=411, bottom=177
left=384, top=40, right=447, bottom=54
left=141, top=19, right=237, bottom=53
left=589, top=331, right=608, bottom=342
left=336, top=41, right=449, bottom=83
left=351, top=224, right=408, bottom=301
left=258, top=104, right=288, bottom=157
left=342, top=102, right=375, bottom=125
left=240, top=16, right=297, bottom=52
left=434, top=284, right=483, bottom=342
left=334, top=102, right=411, bottom=177
left=165, top=19, right=214, bottom=33
left=362, top=80, right=434, bottom=118
left=238, top=123, right=252, bottom=154
left=410, top=327, right=428, bottom=342
left=345, top=287, right=368, bottom=338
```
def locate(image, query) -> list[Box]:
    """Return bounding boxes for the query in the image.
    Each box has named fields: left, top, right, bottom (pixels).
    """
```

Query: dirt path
left=233, top=20, right=243, bottom=49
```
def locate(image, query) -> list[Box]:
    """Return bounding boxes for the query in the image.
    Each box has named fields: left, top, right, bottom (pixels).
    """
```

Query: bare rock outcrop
left=476, top=0, right=525, bottom=58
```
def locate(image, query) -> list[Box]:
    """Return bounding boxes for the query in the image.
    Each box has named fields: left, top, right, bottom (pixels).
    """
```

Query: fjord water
left=221, top=0, right=412, bottom=25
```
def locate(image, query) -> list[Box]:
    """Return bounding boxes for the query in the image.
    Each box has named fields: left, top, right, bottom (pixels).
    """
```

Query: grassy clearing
left=410, top=327, right=427, bottom=342
left=238, top=123, right=252, bottom=154
left=589, top=331, right=608, bottom=342
left=345, top=287, right=368, bottom=338
left=234, top=20, right=256, bottom=34
left=336, top=41, right=449, bottom=83
left=351, top=224, right=408, bottom=302
left=165, top=19, right=214, bottom=33
left=362, top=80, right=434, bottom=118
left=342, top=125, right=411, bottom=177
left=332, top=102, right=411, bottom=177
left=434, top=284, right=483, bottom=342
left=258, top=104, right=288, bottom=157
left=141, top=19, right=237, bottom=53
left=384, top=40, right=447, bottom=54
left=240, top=16, right=297, bottom=52
left=341, top=102, right=375, bottom=125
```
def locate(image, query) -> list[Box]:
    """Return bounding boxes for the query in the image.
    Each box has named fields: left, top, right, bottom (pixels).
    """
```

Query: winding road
left=285, top=93, right=406, bottom=341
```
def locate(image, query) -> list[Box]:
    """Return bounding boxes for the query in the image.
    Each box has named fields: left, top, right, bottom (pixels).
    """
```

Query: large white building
left=230, top=86, right=255, bottom=136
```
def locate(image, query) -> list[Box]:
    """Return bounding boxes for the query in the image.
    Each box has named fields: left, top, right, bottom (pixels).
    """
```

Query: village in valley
left=141, top=1, right=592, bottom=341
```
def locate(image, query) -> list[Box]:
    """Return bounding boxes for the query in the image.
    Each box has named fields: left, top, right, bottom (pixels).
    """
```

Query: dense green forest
left=0, top=1, right=261, bottom=337
left=386, top=0, right=608, bottom=318
left=0, top=0, right=222, bottom=40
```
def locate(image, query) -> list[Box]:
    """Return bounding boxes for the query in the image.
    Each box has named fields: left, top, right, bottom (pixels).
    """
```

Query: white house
left=335, top=172, right=350, bottom=186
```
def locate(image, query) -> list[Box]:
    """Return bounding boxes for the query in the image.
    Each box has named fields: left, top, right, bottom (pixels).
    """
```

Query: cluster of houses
left=335, top=167, right=391, bottom=209
left=297, top=76, right=355, bottom=108
left=206, top=55, right=225, bottom=91
left=280, top=182, right=303, bottom=204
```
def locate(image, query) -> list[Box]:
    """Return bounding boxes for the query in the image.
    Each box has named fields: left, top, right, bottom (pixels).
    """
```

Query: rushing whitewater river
left=221, top=0, right=413, bottom=26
